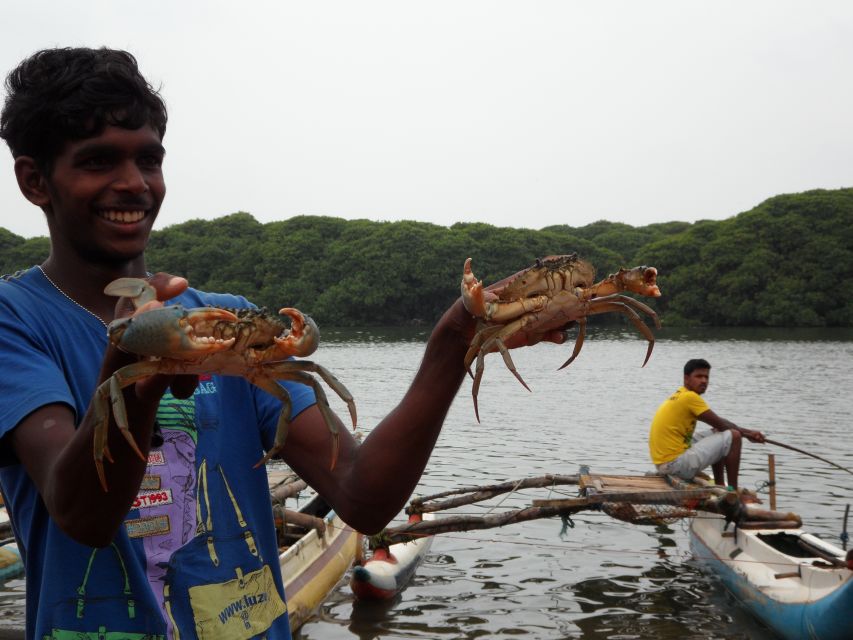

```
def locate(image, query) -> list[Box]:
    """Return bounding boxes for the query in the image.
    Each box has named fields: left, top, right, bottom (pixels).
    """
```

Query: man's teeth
left=100, top=210, right=146, bottom=223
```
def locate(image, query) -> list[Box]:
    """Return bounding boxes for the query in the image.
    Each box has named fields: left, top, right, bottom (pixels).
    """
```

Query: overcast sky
left=1, top=1, right=851, bottom=239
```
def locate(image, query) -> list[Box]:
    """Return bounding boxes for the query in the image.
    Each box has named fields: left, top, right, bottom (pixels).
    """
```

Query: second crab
left=461, top=254, right=662, bottom=419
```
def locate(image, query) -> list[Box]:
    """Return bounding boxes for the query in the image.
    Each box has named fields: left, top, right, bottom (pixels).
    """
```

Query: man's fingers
left=111, top=273, right=188, bottom=320
left=542, top=329, right=569, bottom=345
left=146, top=272, right=189, bottom=302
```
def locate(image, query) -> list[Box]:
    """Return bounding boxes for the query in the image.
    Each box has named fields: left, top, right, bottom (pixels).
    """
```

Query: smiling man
left=649, top=358, right=765, bottom=489
left=0, top=47, right=567, bottom=640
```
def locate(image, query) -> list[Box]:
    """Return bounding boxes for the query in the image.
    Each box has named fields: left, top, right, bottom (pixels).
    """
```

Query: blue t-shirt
left=0, top=267, right=315, bottom=639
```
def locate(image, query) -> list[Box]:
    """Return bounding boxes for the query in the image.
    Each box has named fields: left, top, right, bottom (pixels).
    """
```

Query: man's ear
left=14, top=156, right=51, bottom=208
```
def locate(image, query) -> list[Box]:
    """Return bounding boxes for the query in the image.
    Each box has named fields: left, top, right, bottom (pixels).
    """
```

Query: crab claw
left=275, top=308, right=319, bottom=358
left=461, top=258, right=489, bottom=317
left=617, top=266, right=661, bottom=298
left=104, top=277, right=159, bottom=309
left=108, top=306, right=238, bottom=358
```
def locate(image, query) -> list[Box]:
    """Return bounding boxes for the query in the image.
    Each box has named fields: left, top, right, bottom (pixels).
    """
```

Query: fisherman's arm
left=698, top=409, right=765, bottom=443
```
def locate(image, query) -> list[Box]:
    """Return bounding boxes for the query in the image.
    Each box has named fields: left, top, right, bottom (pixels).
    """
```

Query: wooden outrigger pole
left=373, top=472, right=800, bottom=545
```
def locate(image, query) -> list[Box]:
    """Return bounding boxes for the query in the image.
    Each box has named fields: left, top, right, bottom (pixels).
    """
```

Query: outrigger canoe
left=278, top=493, right=360, bottom=632
left=350, top=512, right=435, bottom=601
left=690, top=510, right=852, bottom=640
left=563, top=471, right=852, bottom=640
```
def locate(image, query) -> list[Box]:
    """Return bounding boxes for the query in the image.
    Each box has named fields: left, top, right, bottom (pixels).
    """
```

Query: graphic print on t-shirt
left=124, top=380, right=213, bottom=618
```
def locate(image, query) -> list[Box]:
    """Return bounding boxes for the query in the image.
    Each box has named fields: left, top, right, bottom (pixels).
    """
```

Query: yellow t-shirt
left=648, top=386, right=710, bottom=465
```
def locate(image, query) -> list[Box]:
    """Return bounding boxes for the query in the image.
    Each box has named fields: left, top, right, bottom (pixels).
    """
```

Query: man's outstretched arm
left=283, top=296, right=567, bottom=534
left=698, top=409, right=766, bottom=443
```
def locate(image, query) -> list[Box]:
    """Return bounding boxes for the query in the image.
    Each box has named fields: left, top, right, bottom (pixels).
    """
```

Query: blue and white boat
left=690, top=512, right=851, bottom=640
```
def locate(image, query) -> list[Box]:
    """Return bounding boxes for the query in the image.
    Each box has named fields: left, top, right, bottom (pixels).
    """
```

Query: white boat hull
left=350, top=513, right=435, bottom=601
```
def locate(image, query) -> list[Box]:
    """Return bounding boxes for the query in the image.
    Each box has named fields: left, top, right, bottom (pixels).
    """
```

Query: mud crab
left=92, top=278, right=356, bottom=491
left=461, top=254, right=661, bottom=419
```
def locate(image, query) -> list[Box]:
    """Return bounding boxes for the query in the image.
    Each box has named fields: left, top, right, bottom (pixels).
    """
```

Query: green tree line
left=3, top=188, right=852, bottom=327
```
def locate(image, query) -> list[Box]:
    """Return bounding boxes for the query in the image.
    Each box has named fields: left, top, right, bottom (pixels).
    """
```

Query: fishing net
left=600, top=501, right=698, bottom=526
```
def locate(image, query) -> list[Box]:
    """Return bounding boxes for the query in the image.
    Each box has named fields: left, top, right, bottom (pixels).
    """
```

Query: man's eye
left=81, top=156, right=112, bottom=169
left=138, top=155, right=164, bottom=169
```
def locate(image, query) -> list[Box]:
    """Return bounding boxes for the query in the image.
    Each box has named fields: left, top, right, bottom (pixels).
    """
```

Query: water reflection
left=568, top=529, right=777, bottom=640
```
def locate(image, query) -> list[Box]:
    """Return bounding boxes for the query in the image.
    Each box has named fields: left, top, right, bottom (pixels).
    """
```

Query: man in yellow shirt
left=649, top=359, right=765, bottom=488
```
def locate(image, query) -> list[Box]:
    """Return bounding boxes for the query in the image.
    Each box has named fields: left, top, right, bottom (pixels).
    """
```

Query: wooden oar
left=764, top=438, right=853, bottom=476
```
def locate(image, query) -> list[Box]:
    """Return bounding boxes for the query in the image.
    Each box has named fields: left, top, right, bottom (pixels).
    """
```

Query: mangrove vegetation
left=2, top=187, right=851, bottom=327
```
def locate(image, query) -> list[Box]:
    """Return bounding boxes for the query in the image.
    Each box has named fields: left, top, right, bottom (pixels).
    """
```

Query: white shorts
left=656, top=429, right=733, bottom=480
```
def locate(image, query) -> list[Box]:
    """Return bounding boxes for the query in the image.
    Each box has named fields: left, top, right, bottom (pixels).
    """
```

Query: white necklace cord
left=36, top=265, right=109, bottom=330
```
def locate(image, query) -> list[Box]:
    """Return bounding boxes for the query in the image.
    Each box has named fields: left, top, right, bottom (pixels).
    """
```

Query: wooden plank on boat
left=579, top=473, right=676, bottom=494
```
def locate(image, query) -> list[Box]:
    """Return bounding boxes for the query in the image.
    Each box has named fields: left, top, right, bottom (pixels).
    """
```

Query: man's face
left=684, top=368, right=710, bottom=394
left=41, top=124, right=165, bottom=264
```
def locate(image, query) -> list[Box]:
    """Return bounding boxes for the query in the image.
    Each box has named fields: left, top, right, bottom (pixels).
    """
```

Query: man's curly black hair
left=0, top=47, right=167, bottom=173
left=684, top=358, right=711, bottom=375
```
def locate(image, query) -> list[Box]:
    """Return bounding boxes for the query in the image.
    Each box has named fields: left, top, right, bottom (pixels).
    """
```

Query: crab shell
left=489, top=254, right=596, bottom=304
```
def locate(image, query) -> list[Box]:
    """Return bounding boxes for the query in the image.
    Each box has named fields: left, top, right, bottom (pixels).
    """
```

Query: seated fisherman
left=649, top=358, right=765, bottom=488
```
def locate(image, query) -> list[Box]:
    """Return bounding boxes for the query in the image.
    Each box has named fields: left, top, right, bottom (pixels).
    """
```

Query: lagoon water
left=2, top=327, right=852, bottom=638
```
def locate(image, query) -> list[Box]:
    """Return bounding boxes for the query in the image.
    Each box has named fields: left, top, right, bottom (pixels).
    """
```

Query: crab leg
left=256, top=368, right=342, bottom=471
left=92, top=360, right=170, bottom=491
left=479, top=294, right=551, bottom=324
left=558, top=294, right=659, bottom=372
left=558, top=318, right=587, bottom=370
left=464, top=323, right=504, bottom=372
left=265, top=360, right=357, bottom=430
left=587, top=293, right=661, bottom=328
left=92, top=381, right=115, bottom=477
left=586, top=300, right=656, bottom=366
left=468, top=306, right=549, bottom=403
left=249, top=375, right=295, bottom=468
left=259, top=360, right=356, bottom=469
left=471, top=333, right=531, bottom=422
